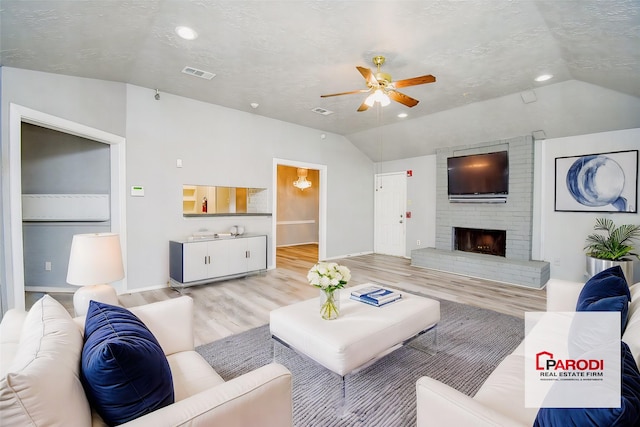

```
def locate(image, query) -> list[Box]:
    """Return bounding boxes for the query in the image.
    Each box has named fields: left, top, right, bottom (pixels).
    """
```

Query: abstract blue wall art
left=555, top=150, right=638, bottom=213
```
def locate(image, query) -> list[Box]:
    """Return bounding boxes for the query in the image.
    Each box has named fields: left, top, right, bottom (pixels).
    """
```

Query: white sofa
left=0, top=295, right=293, bottom=427
left=416, top=277, right=640, bottom=426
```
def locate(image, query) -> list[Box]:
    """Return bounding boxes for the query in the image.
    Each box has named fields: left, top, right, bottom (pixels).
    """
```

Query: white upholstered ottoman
left=269, top=283, right=440, bottom=377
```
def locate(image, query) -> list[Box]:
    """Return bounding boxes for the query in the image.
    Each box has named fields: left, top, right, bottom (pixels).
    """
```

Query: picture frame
left=554, top=150, right=638, bottom=213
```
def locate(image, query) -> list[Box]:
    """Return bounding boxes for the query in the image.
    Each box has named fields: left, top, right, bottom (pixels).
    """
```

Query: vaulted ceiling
left=2, top=0, right=639, bottom=160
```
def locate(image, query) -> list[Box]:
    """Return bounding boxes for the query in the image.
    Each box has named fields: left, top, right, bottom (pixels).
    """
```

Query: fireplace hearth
left=454, top=227, right=506, bottom=257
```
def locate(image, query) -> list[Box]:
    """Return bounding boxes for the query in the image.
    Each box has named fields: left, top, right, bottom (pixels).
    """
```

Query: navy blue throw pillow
left=534, top=341, right=640, bottom=427
left=81, top=301, right=174, bottom=426
left=577, top=266, right=631, bottom=311
left=578, top=295, right=630, bottom=334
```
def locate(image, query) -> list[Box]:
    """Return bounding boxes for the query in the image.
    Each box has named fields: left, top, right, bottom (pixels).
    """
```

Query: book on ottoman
left=350, top=286, right=402, bottom=307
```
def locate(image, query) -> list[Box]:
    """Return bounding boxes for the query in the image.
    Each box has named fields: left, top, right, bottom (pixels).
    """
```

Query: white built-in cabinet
left=169, top=235, right=267, bottom=286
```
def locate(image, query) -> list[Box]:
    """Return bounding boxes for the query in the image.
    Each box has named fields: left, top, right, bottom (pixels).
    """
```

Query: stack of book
left=350, top=286, right=402, bottom=307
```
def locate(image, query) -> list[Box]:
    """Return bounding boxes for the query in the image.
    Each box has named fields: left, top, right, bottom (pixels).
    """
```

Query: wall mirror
left=183, top=185, right=270, bottom=216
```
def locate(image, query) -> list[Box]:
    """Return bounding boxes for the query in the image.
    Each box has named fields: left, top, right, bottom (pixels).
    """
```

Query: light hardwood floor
left=27, top=244, right=546, bottom=347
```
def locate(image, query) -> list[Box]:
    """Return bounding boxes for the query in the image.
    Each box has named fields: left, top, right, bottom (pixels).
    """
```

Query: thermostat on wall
left=131, top=186, right=145, bottom=197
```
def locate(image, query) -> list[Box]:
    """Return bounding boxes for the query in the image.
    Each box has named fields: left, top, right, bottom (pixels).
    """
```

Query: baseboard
left=324, top=251, right=374, bottom=261
left=25, top=283, right=175, bottom=295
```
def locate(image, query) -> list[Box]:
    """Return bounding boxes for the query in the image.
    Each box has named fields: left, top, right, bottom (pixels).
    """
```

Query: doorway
left=374, top=172, right=407, bottom=257
left=272, top=159, right=327, bottom=267
left=4, top=104, right=126, bottom=311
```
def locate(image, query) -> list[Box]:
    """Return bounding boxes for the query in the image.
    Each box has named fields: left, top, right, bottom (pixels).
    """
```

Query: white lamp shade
left=364, top=89, right=390, bottom=107
left=66, top=233, right=124, bottom=286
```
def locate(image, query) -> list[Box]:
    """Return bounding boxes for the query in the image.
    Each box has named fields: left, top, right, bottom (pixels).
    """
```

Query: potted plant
left=584, top=217, right=640, bottom=285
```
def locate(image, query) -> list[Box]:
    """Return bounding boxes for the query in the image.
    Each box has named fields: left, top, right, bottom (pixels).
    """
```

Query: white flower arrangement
left=307, top=262, right=351, bottom=292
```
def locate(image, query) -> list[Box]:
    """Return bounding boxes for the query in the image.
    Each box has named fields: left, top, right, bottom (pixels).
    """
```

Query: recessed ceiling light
left=397, top=113, right=408, bottom=118
left=534, top=74, right=553, bottom=82
left=175, top=26, right=198, bottom=40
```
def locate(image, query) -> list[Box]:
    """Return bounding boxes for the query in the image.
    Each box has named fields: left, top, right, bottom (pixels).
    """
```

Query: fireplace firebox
left=453, top=227, right=506, bottom=257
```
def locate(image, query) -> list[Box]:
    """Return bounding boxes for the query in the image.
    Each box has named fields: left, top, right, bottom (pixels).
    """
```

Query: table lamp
left=66, top=232, right=124, bottom=316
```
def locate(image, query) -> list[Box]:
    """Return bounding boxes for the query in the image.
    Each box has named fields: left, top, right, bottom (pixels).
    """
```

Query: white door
left=374, top=172, right=407, bottom=257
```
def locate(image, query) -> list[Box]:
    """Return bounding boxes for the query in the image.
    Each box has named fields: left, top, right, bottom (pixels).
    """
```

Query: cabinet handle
left=208, top=255, right=211, bottom=264
left=204, top=256, right=207, bottom=264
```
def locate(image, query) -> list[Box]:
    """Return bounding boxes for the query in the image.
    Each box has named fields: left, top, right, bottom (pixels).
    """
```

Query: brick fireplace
left=411, top=135, right=550, bottom=288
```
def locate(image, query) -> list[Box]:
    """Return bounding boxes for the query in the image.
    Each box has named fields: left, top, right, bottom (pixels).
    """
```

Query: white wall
left=1, top=68, right=374, bottom=301
left=124, top=85, right=373, bottom=290
left=1, top=67, right=127, bottom=310
left=376, top=155, right=437, bottom=257
left=539, top=128, right=640, bottom=282
left=0, top=68, right=127, bottom=136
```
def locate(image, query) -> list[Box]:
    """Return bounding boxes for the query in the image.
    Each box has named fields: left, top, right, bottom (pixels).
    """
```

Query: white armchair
left=1, top=295, right=293, bottom=427
left=416, top=278, right=640, bottom=427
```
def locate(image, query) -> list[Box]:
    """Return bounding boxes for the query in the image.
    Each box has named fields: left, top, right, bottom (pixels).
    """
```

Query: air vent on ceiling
left=181, top=66, right=216, bottom=80
left=311, top=107, right=334, bottom=116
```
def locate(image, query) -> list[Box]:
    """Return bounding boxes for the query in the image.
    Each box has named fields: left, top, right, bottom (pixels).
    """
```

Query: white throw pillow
left=0, top=295, right=91, bottom=426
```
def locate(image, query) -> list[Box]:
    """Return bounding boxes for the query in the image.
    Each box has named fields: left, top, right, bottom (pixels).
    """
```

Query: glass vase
left=319, top=288, right=340, bottom=320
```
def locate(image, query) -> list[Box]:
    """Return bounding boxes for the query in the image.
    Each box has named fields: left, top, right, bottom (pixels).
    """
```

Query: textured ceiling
left=1, top=0, right=639, bottom=157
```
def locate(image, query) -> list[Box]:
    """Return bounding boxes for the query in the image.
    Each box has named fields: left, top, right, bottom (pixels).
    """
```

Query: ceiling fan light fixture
left=320, top=56, right=434, bottom=112
left=364, top=93, right=375, bottom=107
left=379, top=93, right=391, bottom=107
left=365, top=89, right=391, bottom=107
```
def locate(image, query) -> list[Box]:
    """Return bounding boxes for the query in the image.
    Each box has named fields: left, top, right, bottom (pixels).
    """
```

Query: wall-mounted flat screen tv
left=447, top=151, right=509, bottom=198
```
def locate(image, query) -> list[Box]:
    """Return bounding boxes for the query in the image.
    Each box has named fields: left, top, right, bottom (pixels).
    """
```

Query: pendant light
left=293, top=168, right=312, bottom=190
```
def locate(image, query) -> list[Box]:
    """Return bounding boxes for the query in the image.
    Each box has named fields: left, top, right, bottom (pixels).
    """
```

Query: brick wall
left=411, top=135, right=549, bottom=288
left=435, top=135, right=534, bottom=261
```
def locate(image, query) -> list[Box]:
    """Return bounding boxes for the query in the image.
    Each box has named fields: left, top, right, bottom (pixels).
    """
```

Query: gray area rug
left=196, top=299, right=524, bottom=426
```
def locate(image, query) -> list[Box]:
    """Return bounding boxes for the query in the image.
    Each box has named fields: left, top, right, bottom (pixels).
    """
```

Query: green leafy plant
left=584, top=218, right=640, bottom=261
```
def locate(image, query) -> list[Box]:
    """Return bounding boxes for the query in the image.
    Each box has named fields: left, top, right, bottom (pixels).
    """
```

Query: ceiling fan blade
left=388, top=90, right=419, bottom=108
left=356, top=66, right=379, bottom=88
left=357, top=101, right=370, bottom=112
left=320, top=89, right=370, bottom=98
left=393, top=74, right=436, bottom=89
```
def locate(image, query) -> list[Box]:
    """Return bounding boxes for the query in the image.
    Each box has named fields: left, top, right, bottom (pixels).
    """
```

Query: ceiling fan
left=320, top=55, right=436, bottom=112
